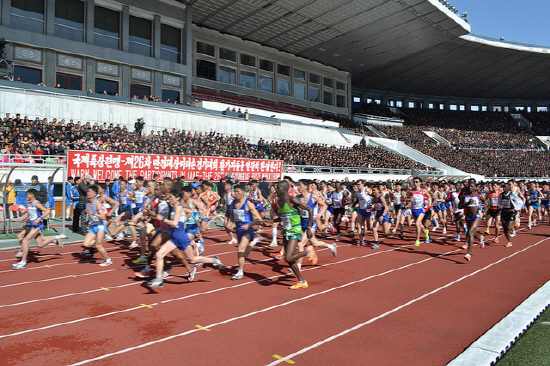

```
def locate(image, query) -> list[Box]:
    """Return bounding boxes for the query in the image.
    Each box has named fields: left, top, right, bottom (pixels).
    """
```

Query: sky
left=454, top=0, right=550, bottom=46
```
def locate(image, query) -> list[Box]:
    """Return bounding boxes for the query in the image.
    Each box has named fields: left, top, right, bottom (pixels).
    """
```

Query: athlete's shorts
left=327, top=206, right=334, bottom=215
left=433, top=205, right=441, bottom=213
left=501, top=210, right=517, bottom=223
left=172, top=230, right=191, bottom=251
left=375, top=212, right=389, bottom=224
left=185, top=223, right=199, bottom=236
left=423, top=210, right=432, bottom=221
left=487, top=208, right=502, bottom=218
left=353, top=207, right=359, bottom=213
left=454, top=212, right=465, bottom=221
left=465, top=214, right=481, bottom=222
left=47, top=198, right=56, bottom=208
left=236, top=226, right=255, bottom=242
left=90, top=224, right=105, bottom=235
left=402, top=209, right=412, bottom=217
left=282, top=232, right=302, bottom=241
left=528, top=202, right=540, bottom=209
left=358, top=209, right=372, bottom=218
left=411, top=208, right=425, bottom=219
left=445, top=202, right=452, bottom=208
left=255, top=204, right=266, bottom=213
left=301, top=218, right=318, bottom=231
left=393, top=204, right=402, bottom=213
left=28, top=221, right=44, bottom=232
left=225, top=209, right=231, bottom=217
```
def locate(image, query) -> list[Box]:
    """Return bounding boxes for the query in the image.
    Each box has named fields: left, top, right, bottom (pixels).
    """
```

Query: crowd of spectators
left=429, top=128, right=540, bottom=150
left=315, top=112, right=376, bottom=136
left=373, top=124, right=550, bottom=177
left=1, top=113, right=427, bottom=171
left=523, top=111, right=550, bottom=136
left=260, top=139, right=431, bottom=170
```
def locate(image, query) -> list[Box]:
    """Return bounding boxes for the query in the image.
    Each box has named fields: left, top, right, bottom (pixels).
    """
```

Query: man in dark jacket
left=72, top=174, right=92, bottom=234
left=259, top=177, right=270, bottom=199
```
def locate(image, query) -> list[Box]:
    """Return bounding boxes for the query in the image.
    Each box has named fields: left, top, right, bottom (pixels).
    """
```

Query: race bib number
left=28, top=207, right=38, bottom=221
left=135, top=191, right=143, bottom=204
left=300, top=209, right=309, bottom=218
left=281, top=216, right=291, bottom=230
left=234, top=209, right=246, bottom=223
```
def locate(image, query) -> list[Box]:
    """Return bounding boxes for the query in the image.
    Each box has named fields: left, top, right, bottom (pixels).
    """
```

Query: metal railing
left=0, top=154, right=67, bottom=164
left=468, top=33, right=550, bottom=50
left=282, top=164, right=442, bottom=176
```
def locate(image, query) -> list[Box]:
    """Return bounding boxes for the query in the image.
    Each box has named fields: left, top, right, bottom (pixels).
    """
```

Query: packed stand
left=260, top=138, right=432, bottom=170
left=523, top=111, right=550, bottom=136
left=315, top=112, right=377, bottom=136
left=374, top=124, right=550, bottom=177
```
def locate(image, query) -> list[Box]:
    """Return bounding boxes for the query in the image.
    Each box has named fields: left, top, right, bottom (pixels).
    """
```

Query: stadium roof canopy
left=184, top=0, right=550, bottom=101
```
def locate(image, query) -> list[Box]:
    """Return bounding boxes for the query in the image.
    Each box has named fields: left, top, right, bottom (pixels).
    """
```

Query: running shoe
left=506, top=242, right=513, bottom=248
left=398, top=233, right=404, bottom=239
left=104, top=234, right=114, bottom=241
left=15, top=250, right=23, bottom=258
left=187, top=267, right=197, bottom=282
left=464, top=254, right=471, bottom=262
left=55, top=234, right=67, bottom=249
left=432, top=226, right=437, bottom=232
left=268, top=241, right=278, bottom=247
left=251, top=237, right=261, bottom=245
left=494, top=237, right=499, bottom=243
left=99, top=258, right=112, bottom=267
left=132, top=256, right=147, bottom=264
left=347, top=231, right=355, bottom=238
left=274, top=251, right=283, bottom=260
left=479, top=235, right=485, bottom=249
left=115, top=233, right=125, bottom=241
left=528, top=224, right=532, bottom=230
left=134, top=268, right=151, bottom=278
left=337, top=234, right=342, bottom=242
left=289, top=281, right=308, bottom=290
left=359, top=239, right=365, bottom=247
left=391, top=228, right=397, bottom=234
left=330, top=243, right=338, bottom=257
left=231, top=272, right=243, bottom=281
left=485, top=229, right=490, bottom=235
left=12, top=262, right=26, bottom=270
left=306, top=245, right=318, bottom=265
left=128, top=241, right=139, bottom=249
left=461, top=243, right=468, bottom=250
left=511, top=230, right=516, bottom=237
left=371, top=243, right=380, bottom=249
left=81, top=248, right=97, bottom=257
left=442, top=227, right=447, bottom=234
left=425, top=231, right=430, bottom=243
left=454, top=234, right=461, bottom=242
left=212, top=256, right=223, bottom=269
left=415, top=240, right=420, bottom=246
left=228, top=238, right=238, bottom=245
left=147, top=278, right=163, bottom=288
left=162, top=267, right=172, bottom=278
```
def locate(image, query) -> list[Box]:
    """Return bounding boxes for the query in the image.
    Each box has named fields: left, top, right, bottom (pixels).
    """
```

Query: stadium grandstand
left=1, top=1, right=550, bottom=365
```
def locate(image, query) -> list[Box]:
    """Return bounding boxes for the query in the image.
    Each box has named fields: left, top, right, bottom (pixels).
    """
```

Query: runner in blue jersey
left=80, top=185, right=112, bottom=266
left=371, top=186, right=390, bottom=249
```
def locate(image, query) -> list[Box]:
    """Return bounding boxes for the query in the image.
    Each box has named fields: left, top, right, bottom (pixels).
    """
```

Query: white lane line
left=0, top=241, right=422, bottom=338
left=66, top=246, right=463, bottom=365
left=265, top=236, right=550, bottom=365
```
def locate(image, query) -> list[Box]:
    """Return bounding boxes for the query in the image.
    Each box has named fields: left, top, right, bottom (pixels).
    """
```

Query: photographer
left=134, top=118, right=145, bottom=138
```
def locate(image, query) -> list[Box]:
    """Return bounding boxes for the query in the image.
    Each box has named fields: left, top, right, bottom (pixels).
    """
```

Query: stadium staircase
left=422, top=131, right=451, bottom=146
left=510, top=113, right=533, bottom=132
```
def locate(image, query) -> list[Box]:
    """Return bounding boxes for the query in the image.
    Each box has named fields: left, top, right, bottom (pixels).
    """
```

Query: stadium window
left=389, top=100, right=395, bottom=107
left=219, top=65, right=236, bottom=85
left=160, top=24, right=181, bottom=63
left=94, top=6, right=120, bottom=49
left=439, top=103, right=445, bottom=110
left=309, top=73, right=320, bottom=84
left=259, top=59, right=273, bottom=72
left=294, top=69, right=306, bottom=81
left=240, top=70, right=256, bottom=89
left=10, top=0, right=45, bottom=33
left=259, top=76, right=273, bottom=93
left=130, top=84, right=151, bottom=99
left=14, top=65, right=42, bottom=84
left=129, top=16, right=152, bottom=57
left=196, top=41, right=215, bottom=57
left=56, top=73, right=82, bottom=90
left=220, top=48, right=237, bottom=62
left=428, top=103, right=434, bottom=109
left=482, top=106, right=488, bottom=112
left=240, top=54, right=256, bottom=67
left=353, top=97, right=361, bottom=103
left=471, top=105, right=480, bottom=111
left=54, top=0, right=84, bottom=42
left=459, top=105, right=465, bottom=111
left=196, top=59, right=216, bottom=80
left=449, top=104, right=457, bottom=110
left=408, top=102, right=415, bottom=108
left=323, top=77, right=334, bottom=88
left=95, top=78, right=118, bottom=95
left=324, top=91, right=334, bottom=105
left=277, top=64, right=291, bottom=77
left=309, top=87, right=320, bottom=102
left=293, top=83, right=306, bottom=100
left=396, top=101, right=402, bottom=107
left=162, top=89, right=180, bottom=103
left=277, top=80, right=290, bottom=96
left=336, top=94, right=346, bottom=108
left=336, top=81, right=346, bottom=91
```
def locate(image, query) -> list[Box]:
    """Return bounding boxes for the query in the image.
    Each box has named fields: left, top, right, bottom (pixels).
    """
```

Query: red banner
left=67, top=151, right=283, bottom=182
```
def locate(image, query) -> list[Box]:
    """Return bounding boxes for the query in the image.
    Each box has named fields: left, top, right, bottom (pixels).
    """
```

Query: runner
left=147, top=188, right=223, bottom=288
left=223, top=180, right=238, bottom=245
left=458, top=180, right=486, bottom=262
left=391, top=182, right=405, bottom=239
left=499, top=182, right=522, bottom=248
left=80, top=185, right=113, bottom=266
left=331, top=181, right=347, bottom=242
left=225, top=184, right=264, bottom=281
left=485, top=181, right=502, bottom=242
left=526, top=181, right=542, bottom=229
left=273, top=180, right=316, bottom=289
left=355, top=180, right=373, bottom=246
left=371, top=185, right=390, bottom=249
left=407, top=177, right=430, bottom=246
left=12, top=189, right=66, bottom=270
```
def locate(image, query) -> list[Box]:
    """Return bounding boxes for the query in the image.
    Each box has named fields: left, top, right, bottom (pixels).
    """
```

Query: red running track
left=0, top=222, right=549, bottom=366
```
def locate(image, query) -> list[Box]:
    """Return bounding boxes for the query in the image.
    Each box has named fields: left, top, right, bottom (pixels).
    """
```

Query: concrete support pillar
left=487, top=101, right=494, bottom=111
left=153, top=70, right=162, bottom=99
left=121, top=6, right=129, bottom=52
left=45, top=0, right=55, bottom=36
left=444, top=100, right=451, bottom=110
left=465, top=101, right=472, bottom=111
left=44, top=49, right=56, bottom=86
left=423, top=98, right=429, bottom=109
left=153, top=15, right=161, bottom=59
left=85, top=58, right=95, bottom=92
left=121, top=64, right=130, bottom=97
left=1, top=0, right=11, bottom=26
left=85, top=0, right=95, bottom=44
left=183, top=5, right=193, bottom=100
